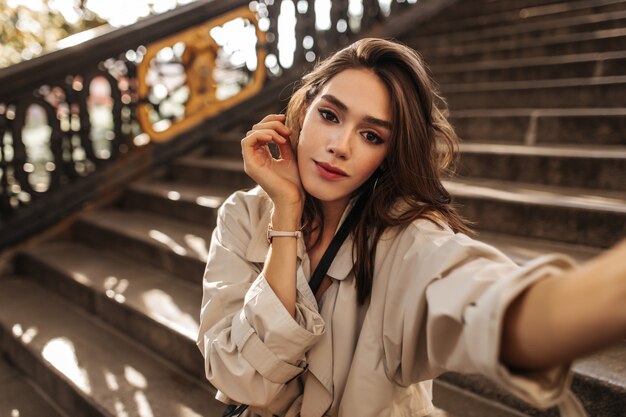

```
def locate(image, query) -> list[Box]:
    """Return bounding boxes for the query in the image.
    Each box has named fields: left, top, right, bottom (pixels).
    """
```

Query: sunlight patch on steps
left=142, top=289, right=199, bottom=339
left=185, top=234, right=208, bottom=261
left=104, top=276, right=129, bottom=303
left=125, top=365, right=148, bottom=389
left=196, top=195, right=221, bottom=208
left=149, top=230, right=187, bottom=256
left=12, top=323, right=39, bottom=344
left=42, top=337, right=91, bottom=394
left=135, top=391, right=155, bottom=417
left=105, top=370, right=120, bottom=391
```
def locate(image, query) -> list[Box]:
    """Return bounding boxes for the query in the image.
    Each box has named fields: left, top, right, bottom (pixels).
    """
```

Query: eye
left=318, top=109, right=338, bottom=123
left=363, top=131, right=384, bottom=144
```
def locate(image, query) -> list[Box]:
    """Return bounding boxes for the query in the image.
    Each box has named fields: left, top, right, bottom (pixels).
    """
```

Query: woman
left=196, top=38, right=625, bottom=417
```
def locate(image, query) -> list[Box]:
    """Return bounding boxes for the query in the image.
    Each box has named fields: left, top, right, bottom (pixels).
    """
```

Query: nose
left=326, top=128, right=351, bottom=159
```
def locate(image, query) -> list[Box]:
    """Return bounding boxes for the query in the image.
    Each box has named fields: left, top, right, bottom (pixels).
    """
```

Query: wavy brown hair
left=284, top=38, right=472, bottom=304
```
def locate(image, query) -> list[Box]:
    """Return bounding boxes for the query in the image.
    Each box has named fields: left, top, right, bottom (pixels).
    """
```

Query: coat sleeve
left=381, top=222, right=576, bottom=409
left=196, top=191, right=325, bottom=408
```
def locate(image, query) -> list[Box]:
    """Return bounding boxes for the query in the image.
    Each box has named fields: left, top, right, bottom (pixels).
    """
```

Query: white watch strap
left=268, top=230, right=302, bottom=239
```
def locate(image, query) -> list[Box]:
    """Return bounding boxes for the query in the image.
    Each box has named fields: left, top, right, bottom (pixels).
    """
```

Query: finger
left=241, top=132, right=273, bottom=150
left=245, top=129, right=287, bottom=146
left=251, top=120, right=291, bottom=138
left=241, top=133, right=273, bottom=162
left=276, top=139, right=296, bottom=161
left=259, top=113, right=286, bottom=122
left=255, top=113, right=286, bottom=126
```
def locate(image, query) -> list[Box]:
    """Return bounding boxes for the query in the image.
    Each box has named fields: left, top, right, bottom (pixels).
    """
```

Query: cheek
left=354, top=146, right=387, bottom=178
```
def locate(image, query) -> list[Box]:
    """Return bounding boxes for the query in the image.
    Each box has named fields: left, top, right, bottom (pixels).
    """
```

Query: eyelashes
left=317, top=109, right=385, bottom=144
left=319, top=109, right=338, bottom=122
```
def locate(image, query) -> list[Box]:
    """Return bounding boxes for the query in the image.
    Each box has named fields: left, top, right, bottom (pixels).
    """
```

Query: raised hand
left=241, top=114, right=303, bottom=212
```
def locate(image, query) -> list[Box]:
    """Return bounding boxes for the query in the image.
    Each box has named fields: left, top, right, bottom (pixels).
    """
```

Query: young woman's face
left=297, top=68, right=391, bottom=205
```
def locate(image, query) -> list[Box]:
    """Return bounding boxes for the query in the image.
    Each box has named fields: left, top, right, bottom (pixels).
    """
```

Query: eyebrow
left=320, top=94, right=392, bottom=130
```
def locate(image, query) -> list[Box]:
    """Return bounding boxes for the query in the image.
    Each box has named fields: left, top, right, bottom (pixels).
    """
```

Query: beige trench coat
left=197, top=186, right=586, bottom=417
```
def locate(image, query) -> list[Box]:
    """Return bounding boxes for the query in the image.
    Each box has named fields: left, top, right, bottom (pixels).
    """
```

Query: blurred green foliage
left=0, top=0, right=106, bottom=68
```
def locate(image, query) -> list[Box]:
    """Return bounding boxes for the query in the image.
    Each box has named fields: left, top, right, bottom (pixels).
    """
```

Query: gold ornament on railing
left=137, top=6, right=267, bottom=142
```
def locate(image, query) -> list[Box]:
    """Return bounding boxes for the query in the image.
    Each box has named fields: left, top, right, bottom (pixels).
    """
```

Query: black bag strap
left=308, top=189, right=369, bottom=296
left=222, top=189, right=370, bottom=417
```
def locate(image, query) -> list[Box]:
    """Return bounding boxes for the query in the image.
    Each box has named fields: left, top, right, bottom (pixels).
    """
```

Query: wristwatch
left=267, top=224, right=303, bottom=244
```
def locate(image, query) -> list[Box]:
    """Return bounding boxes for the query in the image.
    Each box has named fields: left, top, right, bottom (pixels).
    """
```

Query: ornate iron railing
left=0, top=0, right=455, bottom=249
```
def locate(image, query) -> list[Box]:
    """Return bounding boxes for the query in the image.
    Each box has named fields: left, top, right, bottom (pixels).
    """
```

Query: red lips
left=315, top=161, right=348, bottom=176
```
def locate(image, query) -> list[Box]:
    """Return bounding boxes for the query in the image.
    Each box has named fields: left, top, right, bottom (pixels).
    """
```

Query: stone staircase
left=1, top=0, right=625, bottom=416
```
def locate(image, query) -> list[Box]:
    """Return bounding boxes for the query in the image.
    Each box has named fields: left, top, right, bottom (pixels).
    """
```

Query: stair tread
left=442, top=75, right=626, bottom=93
left=574, top=341, right=626, bottom=389
left=436, top=0, right=626, bottom=31
left=476, top=230, right=601, bottom=264
left=0, top=278, right=224, bottom=417
left=78, top=209, right=213, bottom=263
left=128, top=180, right=234, bottom=209
left=431, top=50, right=626, bottom=74
left=0, top=354, right=68, bottom=417
left=22, top=240, right=201, bottom=341
left=450, top=107, right=626, bottom=117
left=458, top=142, right=626, bottom=158
left=0, top=357, right=19, bottom=385
left=445, top=177, right=626, bottom=213
left=409, top=27, right=626, bottom=57
left=419, top=8, right=626, bottom=44
left=175, top=156, right=243, bottom=171
left=433, top=379, right=531, bottom=417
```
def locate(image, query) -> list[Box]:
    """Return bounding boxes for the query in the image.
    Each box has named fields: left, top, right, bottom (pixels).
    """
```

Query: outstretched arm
left=501, top=239, right=626, bottom=371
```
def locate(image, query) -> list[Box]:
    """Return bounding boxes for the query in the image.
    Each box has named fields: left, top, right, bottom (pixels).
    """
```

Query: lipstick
left=315, top=161, right=348, bottom=180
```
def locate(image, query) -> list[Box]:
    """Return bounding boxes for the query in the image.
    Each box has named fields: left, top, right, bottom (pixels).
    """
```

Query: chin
left=301, top=175, right=352, bottom=203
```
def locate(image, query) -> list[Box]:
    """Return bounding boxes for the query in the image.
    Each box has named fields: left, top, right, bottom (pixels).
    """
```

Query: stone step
left=439, top=340, right=626, bottom=417
left=476, top=230, right=601, bottom=265
left=445, top=177, right=626, bottom=248
left=445, top=0, right=598, bottom=19
left=0, top=353, right=68, bottom=417
left=432, top=379, right=530, bottom=417
left=171, top=156, right=253, bottom=188
left=74, top=209, right=211, bottom=283
left=204, top=134, right=281, bottom=159
left=0, top=278, right=225, bottom=417
left=455, top=142, right=626, bottom=191
left=409, top=28, right=626, bottom=64
left=442, top=76, right=626, bottom=109
left=420, top=0, right=626, bottom=35
left=431, top=51, right=626, bottom=83
left=205, top=131, right=244, bottom=157
left=124, top=180, right=233, bottom=226
left=450, top=108, right=626, bottom=146
left=418, top=9, right=626, bottom=47
left=15, top=241, right=204, bottom=380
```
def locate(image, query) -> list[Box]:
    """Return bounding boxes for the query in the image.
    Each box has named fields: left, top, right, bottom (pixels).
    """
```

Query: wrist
left=271, top=207, right=302, bottom=231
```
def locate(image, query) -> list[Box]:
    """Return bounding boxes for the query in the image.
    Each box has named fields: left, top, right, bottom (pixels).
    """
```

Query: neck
left=320, top=197, right=350, bottom=238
